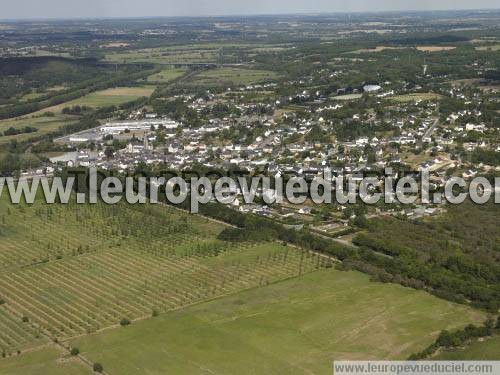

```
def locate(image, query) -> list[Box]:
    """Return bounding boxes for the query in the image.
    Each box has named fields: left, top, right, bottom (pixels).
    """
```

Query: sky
left=2, top=0, right=500, bottom=20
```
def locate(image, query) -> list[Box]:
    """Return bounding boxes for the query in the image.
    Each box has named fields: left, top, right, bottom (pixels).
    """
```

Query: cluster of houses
left=38, top=67, right=499, bottom=231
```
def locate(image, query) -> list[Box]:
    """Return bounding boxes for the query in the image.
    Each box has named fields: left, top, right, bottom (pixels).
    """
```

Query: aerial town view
left=0, top=0, right=499, bottom=374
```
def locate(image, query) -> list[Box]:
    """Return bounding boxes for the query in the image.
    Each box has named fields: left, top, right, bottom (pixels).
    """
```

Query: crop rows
left=0, top=243, right=326, bottom=343
left=0, top=307, right=46, bottom=355
left=0, top=199, right=220, bottom=270
left=0, top=198, right=330, bottom=353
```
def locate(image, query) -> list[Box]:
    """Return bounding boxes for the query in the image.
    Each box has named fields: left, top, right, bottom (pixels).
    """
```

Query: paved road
left=422, top=117, right=440, bottom=141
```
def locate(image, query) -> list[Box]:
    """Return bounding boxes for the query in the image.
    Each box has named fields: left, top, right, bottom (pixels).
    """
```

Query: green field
left=0, top=196, right=326, bottom=356
left=188, top=68, right=278, bottom=87
left=103, top=43, right=284, bottom=65
left=389, top=93, right=444, bottom=103
left=70, top=270, right=485, bottom=374
left=0, top=114, right=76, bottom=145
left=332, top=94, right=363, bottom=101
left=435, top=335, right=500, bottom=360
left=146, top=68, right=187, bottom=83
left=9, top=86, right=156, bottom=121
left=42, top=86, right=156, bottom=113
left=475, top=44, right=500, bottom=51
left=19, top=92, right=46, bottom=102
left=0, top=347, right=90, bottom=375
left=346, top=46, right=407, bottom=54
left=105, top=47, right=219, bottom=64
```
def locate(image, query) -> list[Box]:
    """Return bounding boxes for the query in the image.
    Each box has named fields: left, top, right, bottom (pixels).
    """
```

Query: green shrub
left=120, top=318, right=131, bottom=326
left=93, top=363, right=103, bottom=373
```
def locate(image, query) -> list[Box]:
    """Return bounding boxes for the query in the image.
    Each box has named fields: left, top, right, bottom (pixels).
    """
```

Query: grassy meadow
left=70, top=270, right=485, bottom=374
left=389, top=93, right=444, bottom=103
left=0, top=115, right=77, bottom=145
left=103, top=43, right=286, bottom=65
left=146, top=68, right=187, bottom=83
left=38, top=86, right=156, bottom=114
left=332, top=94, right=364, bottom=101
left=475, top=44, right=500, bottom=51
left=105, top=47, right=219, bottom=64
left=0, top=347, right=90, bottom=375
left=6, top=86, right=155, bottom=119
left=435, top=335, right=500, bottom=360
left=187, top=68, right=278, bottom=87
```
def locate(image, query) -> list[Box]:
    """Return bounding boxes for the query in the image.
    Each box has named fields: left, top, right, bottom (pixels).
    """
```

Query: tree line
left=408, top=317, right=500, bottom=360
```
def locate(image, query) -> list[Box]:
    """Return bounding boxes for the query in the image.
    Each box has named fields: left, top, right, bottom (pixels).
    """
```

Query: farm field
left=347, top=46, right=407, bottom=54
left=389, top=93, right=444, bottom=103
left=187, top=68, right=278, bottom=87
left=247, top=45, right=293, bottom=53
left=416, top=46, right=457, bottom=52
left=0, top=196, right=327, bottom=356
left=19, top=92, right=46, bottom=102
left=71, top=270, right=486, bottom=375
left=30, top=49, right=72, bottom=58
left=0, top=115, right=76, bottom=145
left=104, top=43, right=285, bottom=64
left=332, top=94, right=363, bottom=101
left=435, top=335, right=500, bottom=360
left=11, top=86, right=156, bottom=120
left=475, top=44, right=500, bottom=51
left=41, top=86, right=156, bottom=113
left=105, top=47, right=219, bottom=64
left=0, top=347, right=90, bottom=375
left=18, top=86, right=69, bottom=102
left=146, top=68, right=187, bottom=83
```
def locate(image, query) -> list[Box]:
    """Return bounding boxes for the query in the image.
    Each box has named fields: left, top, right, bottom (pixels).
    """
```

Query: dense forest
left=353, top=201, right=500, bottom=311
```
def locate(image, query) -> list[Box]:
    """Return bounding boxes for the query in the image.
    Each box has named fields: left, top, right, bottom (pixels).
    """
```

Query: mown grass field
left=0, top=115, right=77, bottom=145
left=7, top=86, right=155, bottom=122
left=475, top=44, right=500, bottom=51
left=70, top=270, right=485, bottom=375
left=435, top=335, right=500, bottom=360
left=146, top=68, right=187, bottom=83
left=188, top=68, right=278, bottom=87
left=19, top=92, right=46, bottom=102
left=332, top=94, right=363, bottom=101
left=346, top=46, right=407, bottom=54
left=0, top=196, right=326, bottom=357
left=389, top=93, right=444, bottom=103
left=415, top=46, right=457, bottom=52
left=0, top=347, right=90, bottom=375
left=40, top=86, right=156, bottom=113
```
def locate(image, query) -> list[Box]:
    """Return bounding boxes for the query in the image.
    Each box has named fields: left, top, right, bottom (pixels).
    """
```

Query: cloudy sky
left=2, top=0, right=500, bottom=19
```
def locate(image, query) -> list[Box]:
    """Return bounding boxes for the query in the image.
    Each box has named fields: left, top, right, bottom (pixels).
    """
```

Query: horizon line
left=2, top=7, right=500, bottom=23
